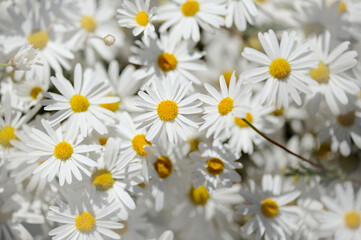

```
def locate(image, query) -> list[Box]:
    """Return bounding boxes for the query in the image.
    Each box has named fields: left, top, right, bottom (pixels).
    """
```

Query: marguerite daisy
left=199, top=71, right=250, bottom=139
left=117, top=0, right=157, bottom=40
left=135, top=77, right=202, bottom=143
left=158, top=0, right=227, bottom=42
left=241, top=30, right=318, bottom=109
left=26, top=119, right=101, bottom=186
left=42, top=63, right=120, bottom=137
left=225, top=0, right=258, bottom=31
left=190, top=141, right=242, bottom=193
left=47, top=189, right=123, bottom=240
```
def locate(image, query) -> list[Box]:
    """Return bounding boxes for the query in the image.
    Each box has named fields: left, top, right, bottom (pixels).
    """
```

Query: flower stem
left=241, top=118, right=324, bottom=170
left=0, top=63, right=11, bottom=67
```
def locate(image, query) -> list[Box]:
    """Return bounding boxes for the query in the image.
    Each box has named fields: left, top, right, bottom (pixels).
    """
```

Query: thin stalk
left=0, top=63, right=11, bottom=67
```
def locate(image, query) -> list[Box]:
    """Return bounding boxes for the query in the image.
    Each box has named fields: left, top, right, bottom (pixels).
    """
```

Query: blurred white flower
left=10, top=44, right=42, bottom=71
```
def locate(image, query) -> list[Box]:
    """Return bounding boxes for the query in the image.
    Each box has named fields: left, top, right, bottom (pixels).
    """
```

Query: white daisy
left=87, top=138, right=143, bottom=219
left=190, top=141, right=242, bottom=193
left=225, top=0, right=258, bottom=31
left=158, top=0, right=227, bottom=42
left=241, top=29, right=318, bottom=109
left=237, top=174, right=301, bottom=240
left=10, top=43, right=42, bottom=71
left=42, top=63, right=120, bottom=137
left=199, top=71, right=250, bottom=139
left=47, top=189, right=123, bottom=240
left=117, top=0, right=157, bottom=40
left=135, top=77, right=202, bottom=143
left=318, top=182, right=361, bottom=240
left=129, top=34, right=206, bottom=85
left=116, top=112, right=153, bottom=181
left=26, top=119, right=101, bottom=186
left=306, top=31, right=359, bottom=114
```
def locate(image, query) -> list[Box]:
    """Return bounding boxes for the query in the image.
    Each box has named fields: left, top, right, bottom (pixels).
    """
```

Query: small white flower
left=11, top=44, right=42, bottom=71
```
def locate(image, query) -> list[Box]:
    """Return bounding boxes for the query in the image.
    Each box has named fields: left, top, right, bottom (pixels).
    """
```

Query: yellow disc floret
left=310, top=62, right=330, bottom=84
left=54, top=142, right=73, bottom=161
left=99, top=95, right=120, bottom=112
left=30, top=86, right=43, bottom=100
left=136, top=11, right=149, bottom=26
left=190, top=185, right=209, bottom=205
left=91, top=169, right=115, bottom=191
left=98, top=137, right=108, bottom=146
left=0, top=126, right=17, bottom=148
left=260, top=198, right=279, bottom=218
left=337, top=111, right=355, bottom=127
left=234, top=112, right=253, bottom=128
left=218, top=97, right=234, bottom=116
left=181, top=0, right=200, bottom=17
left=70, top=94, right=90, bottom=113
left=81, top=16, right=97, bottom=32
left=154, top=156, right=173, bottom=179
left=27, top=30, right=49, bottom=50
left=75, top=212, right=96, bottom=232
left=222, top=71, right=237, bottom=87
left=157, top=53, right=178, bottom=72
left=206, top=157, right=225, bottom=175
left=338, top=1, right=347, bottom=13
left=269, top=58, right=291, bottom=80
left=157, top=100, right=178, bottom=121
left=345, top=211, right=361, bottom=229
left=132, top=134, right=151, bottom=156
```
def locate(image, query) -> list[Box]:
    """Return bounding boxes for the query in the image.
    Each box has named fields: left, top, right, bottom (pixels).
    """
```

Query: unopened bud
left=103, top=34, right=116, bottom=46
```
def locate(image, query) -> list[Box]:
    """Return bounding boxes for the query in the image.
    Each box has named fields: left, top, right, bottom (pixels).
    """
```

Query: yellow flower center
left=91, top=169, right=115, bottom=191
left=345, top=211, right=361, bottom=229
left=222, top=71, right=237, bottom=87
left=136, top=11, right=149, bottom=26
left=75, top=212, right=96, bottom=232
left=310, top=62, right=330, bottom=84
left=81, top=16, right=97, bottom=32
left=206, top=157, right=225, bottom=175
left=218, top=97, right=234, bottom=116
left=131, top=134, right=151, bottom=156
left=99, top=95, right=120, bottom=112
left=154, top=156, right=173, bottom=179
left=27, top=30, right=49, bottom=50
left=256, top=0, right=267, bottom=3
left=260, top=198, right=279, bottom=218
left=70, top=94, right=90, bottom=113
left=190, top=185, right=209, bottom=205
left=338, top=1, right=347, bottom=13
left=234, top=112, right=253, bottom=128
left=337, top=111, right=355, bottom=127
left=157, top=53, right=178, bottom=72
left=182, top=0, right=199, bottom=16
left=0, top=126, right=17, bottom=148
left=188, top=138, right=200, bottom=153
left=53, top=142, right=73, bottom=161
left=98, top=137, right=108, bottom=146
left=269, top=58, right=291, bottom=80
left=157, top=100, right=178, bottom=121
left=272, top=106, right=284, bottom=116
left=30, top=86, right=43, bottom=100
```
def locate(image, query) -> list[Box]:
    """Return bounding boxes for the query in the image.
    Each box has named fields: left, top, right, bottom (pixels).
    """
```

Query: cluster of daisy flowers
left=1, top=0, right=361, bottom=239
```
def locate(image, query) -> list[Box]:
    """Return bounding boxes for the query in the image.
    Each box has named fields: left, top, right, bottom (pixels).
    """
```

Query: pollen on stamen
left=218, top=97, right=234, bottom=116
left=75, top=212, right=96, bottom=232
left=157, top=100, right=178, bottom=121
left=132, top=134, right=151, bottom=156
left=269, top=58, right=291, bottom=80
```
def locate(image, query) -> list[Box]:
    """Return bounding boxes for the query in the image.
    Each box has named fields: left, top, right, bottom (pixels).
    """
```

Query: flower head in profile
left=11, top=43, right=42, bottom=71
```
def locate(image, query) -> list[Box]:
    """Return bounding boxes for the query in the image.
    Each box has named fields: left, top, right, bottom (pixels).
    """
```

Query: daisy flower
left=318, top=182, right=361, bottom=240
left=129, top=34, right=206, bottom=85
left=190, top=141, right=242, bottom=193
left=88, top=138, right=143, bottom=219
left=10, top=43, right=42, bottom=71
left=158, top=0, right=227, bottom=42
left=117, top=0, right=157, bottom=40
left=47, top=189, right=123, bottom=240
left=199, top=71, right=250, bottom=139
left=135, top=77, right=202, bottom=143
left=116, top=112, right=153, bottom=181
left=42, top=63, right=120, bottom=137
left=241, top=30, right=318, bottom=109
left=26, top=119, right=101, bottom=186
left=225, top=0, right=258, bottom=31
left=237, top=174, right=301, bottom=240
left=318, top=102, right=361, bottom=156
left=305, top=31, right=359, bottom=114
